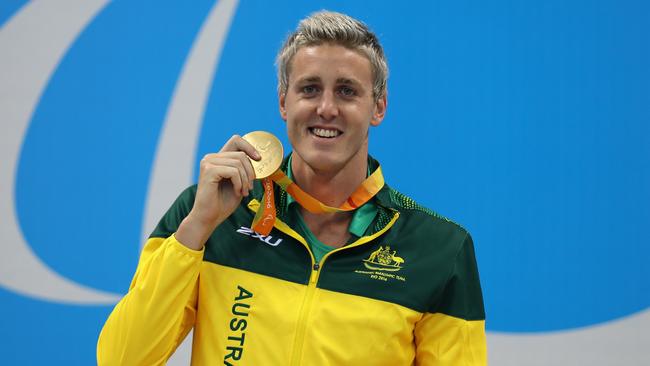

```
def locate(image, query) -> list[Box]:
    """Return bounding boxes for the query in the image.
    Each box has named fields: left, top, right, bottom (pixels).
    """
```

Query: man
left=98, top=10, right=486, bottom=365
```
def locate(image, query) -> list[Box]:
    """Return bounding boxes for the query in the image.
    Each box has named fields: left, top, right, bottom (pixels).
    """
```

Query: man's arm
left=97, top=136, right=259, bottom=365
left=97, top=233, right=203, bottom=365
left=414, top=233, right=487, bottom=365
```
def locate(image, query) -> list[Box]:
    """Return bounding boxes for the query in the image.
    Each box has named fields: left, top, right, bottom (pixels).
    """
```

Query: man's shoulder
left=180, top=184, right=199, bottom=199
left=378, top=185, right=469, bottom=237
left=149, top=185, right=198, bottom=238
left=166, top=184, right=199, bottom=214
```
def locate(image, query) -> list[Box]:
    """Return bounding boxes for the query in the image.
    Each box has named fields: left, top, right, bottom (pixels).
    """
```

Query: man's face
left=279, top=43, right=386, bottom=174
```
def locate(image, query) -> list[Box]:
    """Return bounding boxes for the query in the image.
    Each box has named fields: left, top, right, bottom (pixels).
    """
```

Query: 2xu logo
left=236, top=226, right=283, bottom=247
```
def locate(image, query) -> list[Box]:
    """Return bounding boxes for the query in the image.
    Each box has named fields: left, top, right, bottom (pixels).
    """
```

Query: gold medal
left=242, top=131, right=284, bottom=179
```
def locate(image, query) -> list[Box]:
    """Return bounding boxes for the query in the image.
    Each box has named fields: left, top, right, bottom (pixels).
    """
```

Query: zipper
left=316, top=209, right=400, bottom=266
left=247, top=199, right=400, bottom=365
left=289, top=263, right=320, bottom=366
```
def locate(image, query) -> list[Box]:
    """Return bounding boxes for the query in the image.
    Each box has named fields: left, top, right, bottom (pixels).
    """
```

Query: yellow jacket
left=98, top=158, right=486, bottom=365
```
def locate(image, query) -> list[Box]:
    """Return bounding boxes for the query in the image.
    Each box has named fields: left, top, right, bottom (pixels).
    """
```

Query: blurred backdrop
left=1, top=0, right=648, bottom=364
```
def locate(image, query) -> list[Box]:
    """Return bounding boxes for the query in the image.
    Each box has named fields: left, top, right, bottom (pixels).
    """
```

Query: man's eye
left=339, top=86, right=356, bottom=97
left=302, top=85, right=318, bottom=94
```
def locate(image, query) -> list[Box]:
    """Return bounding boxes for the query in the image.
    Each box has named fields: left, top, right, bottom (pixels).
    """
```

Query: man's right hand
left=176, top=135, right=260, bottom=250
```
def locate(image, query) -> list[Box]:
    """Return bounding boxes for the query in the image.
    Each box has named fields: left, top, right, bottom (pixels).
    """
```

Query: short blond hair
left=276, top=10, right=388, bottom=100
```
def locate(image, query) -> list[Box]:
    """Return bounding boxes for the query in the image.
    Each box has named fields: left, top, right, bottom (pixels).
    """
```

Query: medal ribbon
left=251, top=166, right=385, bottom=235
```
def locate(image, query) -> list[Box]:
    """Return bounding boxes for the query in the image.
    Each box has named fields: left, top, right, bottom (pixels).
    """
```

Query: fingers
left=200, top=153, right=254, bottom=195
left=209, top=164, right=244, bottom=196
left=199, top=161, right=244, bottom=196
left=221, top=135, right=261, bottom=161
left=218, top=151, right=256, bottom=183
left=197, top=134, right=265, bottom=197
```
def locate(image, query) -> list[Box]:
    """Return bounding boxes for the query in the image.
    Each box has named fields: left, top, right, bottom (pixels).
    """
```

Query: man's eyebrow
left=336, top=77, right=362, bottom=87
left=295, top=76, right=321, bottom=84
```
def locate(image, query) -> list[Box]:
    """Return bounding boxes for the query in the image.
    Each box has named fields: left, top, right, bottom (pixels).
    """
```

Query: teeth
left=312, top=128, right=340, bottom=138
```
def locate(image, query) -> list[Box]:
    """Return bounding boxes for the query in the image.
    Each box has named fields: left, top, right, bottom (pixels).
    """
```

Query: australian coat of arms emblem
left=363, top=246, right=405, bottom=272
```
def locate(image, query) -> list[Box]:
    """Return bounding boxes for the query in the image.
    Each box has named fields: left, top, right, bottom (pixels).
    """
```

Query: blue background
left=3, top=0, right=649, bottom=364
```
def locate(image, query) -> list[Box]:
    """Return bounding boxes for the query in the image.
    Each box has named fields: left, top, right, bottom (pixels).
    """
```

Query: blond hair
left=276, top=11, right=388, bottom=100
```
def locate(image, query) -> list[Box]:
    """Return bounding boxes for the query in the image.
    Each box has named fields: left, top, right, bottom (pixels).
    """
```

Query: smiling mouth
left=309, top=127, right=342, bottom=138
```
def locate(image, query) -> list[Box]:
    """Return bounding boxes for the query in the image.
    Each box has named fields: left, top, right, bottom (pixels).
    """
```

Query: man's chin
left=309, top=157, right=342, bottom=171
left=299, top=152, right=346, bottom=173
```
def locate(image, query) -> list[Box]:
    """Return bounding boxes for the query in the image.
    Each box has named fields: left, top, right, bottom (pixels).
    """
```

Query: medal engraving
left=242, top=131, right=283, bottom=179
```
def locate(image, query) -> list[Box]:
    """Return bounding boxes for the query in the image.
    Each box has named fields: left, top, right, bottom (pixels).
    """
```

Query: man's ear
left=370, top=94, right=387, bottom=127
left=279, top=92, right=287, bottom=121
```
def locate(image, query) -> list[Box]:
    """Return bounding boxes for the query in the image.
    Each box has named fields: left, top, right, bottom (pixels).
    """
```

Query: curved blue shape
left=0, top=0, right=28, bottom=28
left=0, top=287, right=110, bottom=363
left=15, top=0, right=215, bottom=293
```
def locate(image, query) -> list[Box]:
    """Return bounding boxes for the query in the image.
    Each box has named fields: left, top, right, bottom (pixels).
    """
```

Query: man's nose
left=316, top=90, right=339, bottom=120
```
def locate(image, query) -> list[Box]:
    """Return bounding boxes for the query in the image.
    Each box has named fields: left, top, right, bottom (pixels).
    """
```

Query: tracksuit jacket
left=97, top=156, right=487, bottom=365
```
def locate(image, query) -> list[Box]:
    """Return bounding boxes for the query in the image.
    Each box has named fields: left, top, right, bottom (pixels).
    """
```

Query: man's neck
left=290, top=152, right=368, bottom=208
left=290, top=152, right=368, bottom=248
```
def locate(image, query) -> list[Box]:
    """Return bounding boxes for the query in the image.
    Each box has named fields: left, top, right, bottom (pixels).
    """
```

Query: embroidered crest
left=363, top=245, right=404, bottom=272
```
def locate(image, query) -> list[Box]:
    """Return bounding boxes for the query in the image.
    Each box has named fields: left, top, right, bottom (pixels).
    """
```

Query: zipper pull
left=308, top=263, right=320, bottom=284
